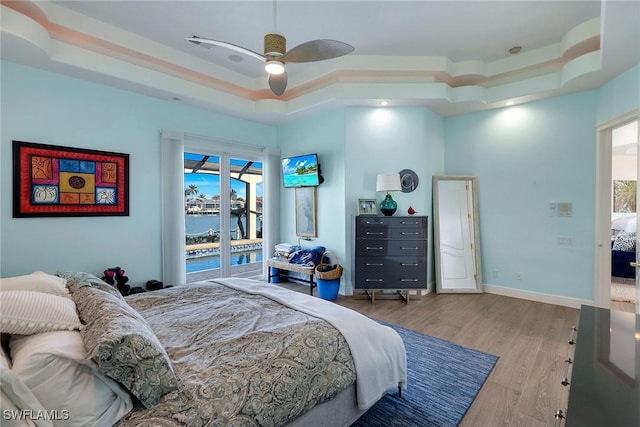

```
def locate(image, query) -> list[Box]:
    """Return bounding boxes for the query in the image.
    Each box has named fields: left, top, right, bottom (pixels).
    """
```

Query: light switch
left=558, top=202, right=573, bottom=217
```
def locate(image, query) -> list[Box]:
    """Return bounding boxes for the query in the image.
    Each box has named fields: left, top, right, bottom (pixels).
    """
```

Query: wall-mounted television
left=282, top=153, right=321, bottom=188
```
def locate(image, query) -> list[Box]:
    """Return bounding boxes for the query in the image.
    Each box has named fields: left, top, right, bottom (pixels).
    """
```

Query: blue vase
left=379, top=194, right=397, bottom=216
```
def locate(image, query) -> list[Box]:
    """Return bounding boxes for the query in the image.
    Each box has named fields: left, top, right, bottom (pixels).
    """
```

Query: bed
left=0, top=272, right=407, bottom=427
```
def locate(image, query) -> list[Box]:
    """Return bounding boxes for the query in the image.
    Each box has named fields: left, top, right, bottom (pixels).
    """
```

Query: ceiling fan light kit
left=265, top=60, right=285, bottom=75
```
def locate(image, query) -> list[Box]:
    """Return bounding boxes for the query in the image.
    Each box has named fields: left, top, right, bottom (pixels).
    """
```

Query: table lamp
left=376, top=173, right=401, bottom=216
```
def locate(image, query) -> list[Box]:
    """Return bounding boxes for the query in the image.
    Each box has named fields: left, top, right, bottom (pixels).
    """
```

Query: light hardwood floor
left=275, top=282, right=585, bottom=427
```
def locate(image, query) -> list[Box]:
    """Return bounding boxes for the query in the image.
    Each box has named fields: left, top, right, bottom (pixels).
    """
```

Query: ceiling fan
left=186, top=2, right=354, bottom=96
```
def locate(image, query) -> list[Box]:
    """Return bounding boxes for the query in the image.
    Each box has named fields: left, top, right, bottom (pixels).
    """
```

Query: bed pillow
left=0, top=290, right=83, bottom=335
left=0, top=272, right=69, bottom=298
left=10, top=331, right=133, bottom=427
left=613, top=231, right=636, bottom=251
left=56, top=271, right=124, bottom=300
left=70, top=285, right=178, bottom=408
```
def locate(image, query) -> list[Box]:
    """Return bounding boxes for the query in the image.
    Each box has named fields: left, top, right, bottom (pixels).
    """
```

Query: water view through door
left=184, top=152, right=263, bottom=281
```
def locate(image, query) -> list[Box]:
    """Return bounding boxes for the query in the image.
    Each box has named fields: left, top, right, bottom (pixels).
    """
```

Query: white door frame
left=594, top=109, right=640, bottom=309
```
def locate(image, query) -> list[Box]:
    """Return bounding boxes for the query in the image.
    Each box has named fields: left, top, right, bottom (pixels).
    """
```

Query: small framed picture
left=358, top=198, right=378, bottom=215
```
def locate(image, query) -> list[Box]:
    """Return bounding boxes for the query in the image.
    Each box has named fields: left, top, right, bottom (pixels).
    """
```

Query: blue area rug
left=352, top=321, right=498, bottom=427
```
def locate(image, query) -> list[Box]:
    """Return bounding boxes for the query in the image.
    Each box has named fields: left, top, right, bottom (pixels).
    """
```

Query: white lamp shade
left=376, top=173, right=401, bottom=192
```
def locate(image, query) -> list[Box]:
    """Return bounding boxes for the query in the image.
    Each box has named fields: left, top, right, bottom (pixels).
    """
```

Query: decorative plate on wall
left=399, top=169, right=419, bottom=193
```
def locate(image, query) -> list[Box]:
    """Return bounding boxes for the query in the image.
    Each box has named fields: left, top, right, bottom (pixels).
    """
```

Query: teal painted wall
left=597, top=65, right=640, bottom=125
left=277, top=109, right=347, bottom=265
left=2, top=60, right=638, bottom=304
left=344, top=107, right=445, bottom=292
left=0, top=61, right=277, bottom=283
left=444, top=91, right=599, bottom=300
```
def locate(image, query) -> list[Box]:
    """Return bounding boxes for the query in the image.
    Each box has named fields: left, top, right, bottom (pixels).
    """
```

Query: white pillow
left=10, top=331, right=133, bottom=427
left=0, top=272, right=69, bottom=298
left=1, top=345, right=52, bottom=427
left=0, top=291, right=83, bottom=335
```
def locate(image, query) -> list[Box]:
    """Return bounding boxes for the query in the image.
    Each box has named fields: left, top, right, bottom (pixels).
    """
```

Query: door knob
left=630, top=262, right=640, bottom=268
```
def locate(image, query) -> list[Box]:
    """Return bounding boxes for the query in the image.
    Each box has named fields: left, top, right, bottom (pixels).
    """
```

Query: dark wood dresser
left=560, top=305, right=639, bottom=427
left=354, top=215, right=428, bottom=302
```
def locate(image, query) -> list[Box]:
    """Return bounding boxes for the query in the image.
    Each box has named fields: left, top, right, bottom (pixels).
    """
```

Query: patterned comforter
left=115, top=282, right=357, bottom=427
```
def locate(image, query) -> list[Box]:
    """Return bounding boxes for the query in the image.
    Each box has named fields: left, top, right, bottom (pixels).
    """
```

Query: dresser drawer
left=393, top=217, right=427, bottom=229
left=390, top=227, right=426, bottom=239
left=355, top=256, right=426, bottom=272
left=354, top=269, right=426, bottom=289
left=355, top=240, right=425, bottom=256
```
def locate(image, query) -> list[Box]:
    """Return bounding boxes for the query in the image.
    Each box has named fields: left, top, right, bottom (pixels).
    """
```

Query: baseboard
left=483, top=283, right=593, bottom=309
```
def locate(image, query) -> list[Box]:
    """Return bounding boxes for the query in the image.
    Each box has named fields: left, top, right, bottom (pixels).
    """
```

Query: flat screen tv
left=282, top=153, right=320, bottom=188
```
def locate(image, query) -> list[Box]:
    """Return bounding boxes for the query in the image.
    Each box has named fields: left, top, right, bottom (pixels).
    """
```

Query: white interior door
left=437, top=179, right=477, bottom=290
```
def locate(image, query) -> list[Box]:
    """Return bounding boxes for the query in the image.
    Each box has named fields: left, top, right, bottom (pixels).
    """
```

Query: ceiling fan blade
left=268, top=71, right=288, bottom=96
left=186, top=36, right=265, bottom=62
left=281, top=39, right=354, bottom=63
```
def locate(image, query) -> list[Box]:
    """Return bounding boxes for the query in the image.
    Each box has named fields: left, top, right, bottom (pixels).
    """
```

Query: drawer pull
left=401, top=247, right=419, bottom=250
left=400, top=279, right=418, bottom=282
left=365, top=221, right=384, bottom=225
left=365, top=279, right=383, bottom=282
left=365, top=263, right=384, bottom=266
left=400, top=232, right=419, bottom=235
left=366, top=231, right=384, bottom=235
left=561, top=358, right=573, bottom=386
left=401, top=263, right=419, bottom=266
left=400, top=221, right=420, bottom=225
left=365, top=246, right=384, bottom=250
left=554, top=409, right=565, bottom=426
left=568, top=326, right=578, bottom=345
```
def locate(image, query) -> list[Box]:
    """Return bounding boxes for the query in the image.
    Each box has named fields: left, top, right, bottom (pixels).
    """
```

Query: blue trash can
left=317, top=278, right=340, bottom=300
left=315, top=251, right=342, bottom=300
left=269, top=267, right=280, bottom=283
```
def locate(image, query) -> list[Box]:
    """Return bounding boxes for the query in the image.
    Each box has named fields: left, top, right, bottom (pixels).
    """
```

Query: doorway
left=595, top=110, right=640, bottom=314
left=610, top=121, right=638, bottom=311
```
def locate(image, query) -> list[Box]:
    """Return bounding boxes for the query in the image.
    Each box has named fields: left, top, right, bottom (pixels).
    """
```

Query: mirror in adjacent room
left=432, top=175, right=483, bottom=293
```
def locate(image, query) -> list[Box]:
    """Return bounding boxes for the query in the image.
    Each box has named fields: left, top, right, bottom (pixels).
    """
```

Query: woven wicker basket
left=314, top=251, right=343, bottom=280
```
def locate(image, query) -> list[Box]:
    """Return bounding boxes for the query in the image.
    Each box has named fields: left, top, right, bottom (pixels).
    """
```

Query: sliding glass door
left=184, top=151, right=263, bottom=280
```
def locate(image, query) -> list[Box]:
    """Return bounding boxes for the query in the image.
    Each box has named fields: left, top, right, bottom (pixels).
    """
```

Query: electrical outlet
left=558, top=236, right=573, bottom=246
left=493, top=269, right=500, bottom=279
left=515, top=272, right=522, bottom=280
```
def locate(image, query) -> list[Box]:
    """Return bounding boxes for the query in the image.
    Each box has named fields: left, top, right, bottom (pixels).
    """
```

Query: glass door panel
left=226, top=156, right=263, bottom=279
left=184, top=153, right=222, bottom=276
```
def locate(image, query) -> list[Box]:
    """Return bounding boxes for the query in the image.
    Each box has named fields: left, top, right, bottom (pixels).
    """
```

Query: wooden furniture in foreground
left=354, top=215, right=428, bottom=303
left=267, top=258, right=316, bottom=295
left=558, top=305, right=639, bottom=427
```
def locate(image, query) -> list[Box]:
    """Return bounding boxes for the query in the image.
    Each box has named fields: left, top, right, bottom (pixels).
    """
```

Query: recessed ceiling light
left=228, top=54, right=243, bottom=62
left=509, top=46, right=522, bottom=55
left=506, top=100, right=515, bottom=106
left=380, top=101, right=388, bottom=106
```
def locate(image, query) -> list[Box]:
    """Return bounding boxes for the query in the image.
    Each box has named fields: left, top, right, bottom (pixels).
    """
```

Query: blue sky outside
left=184, top=153, right=263, bottom=199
